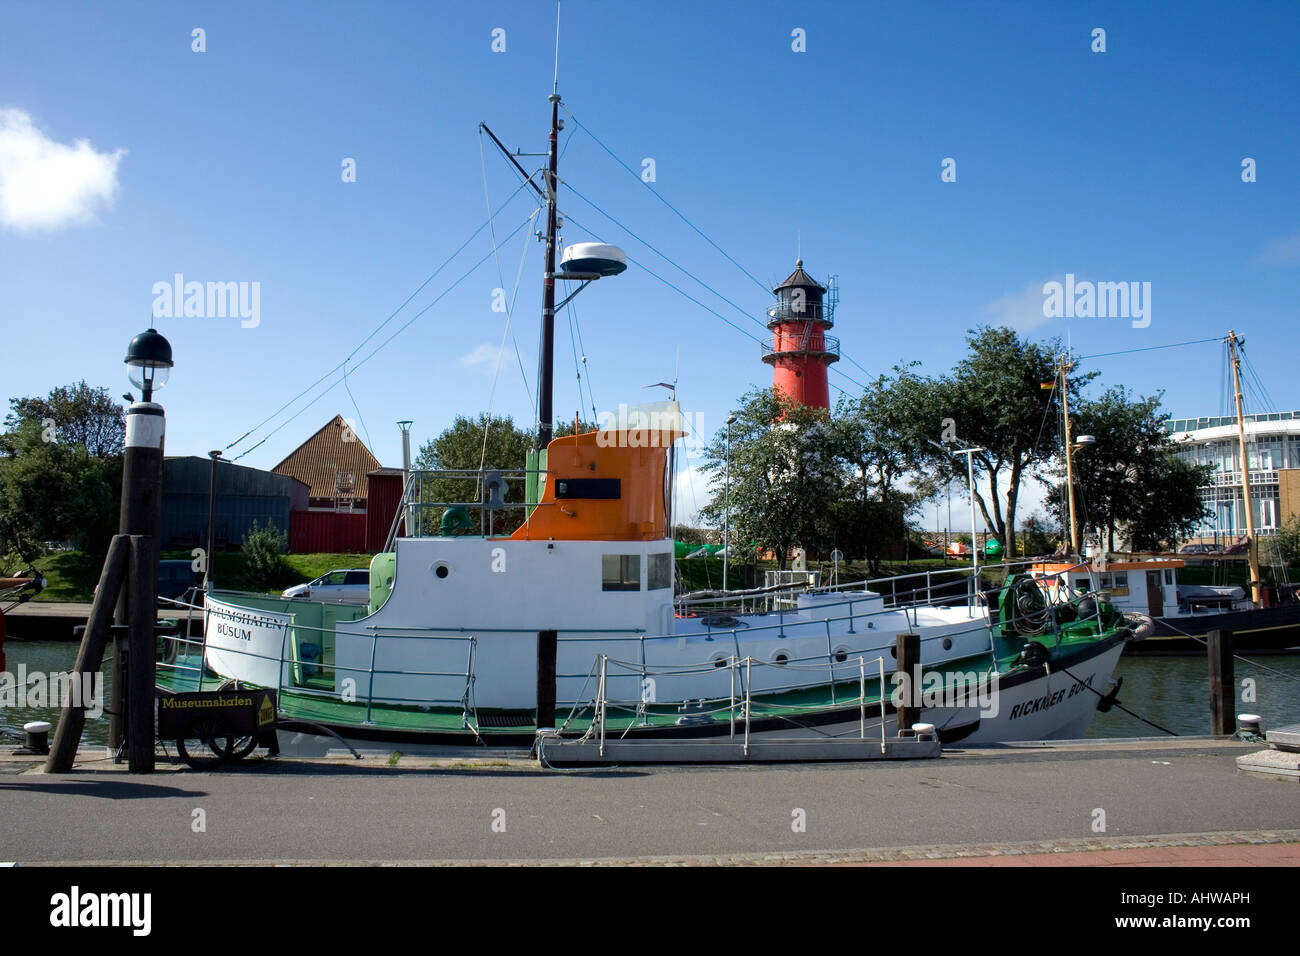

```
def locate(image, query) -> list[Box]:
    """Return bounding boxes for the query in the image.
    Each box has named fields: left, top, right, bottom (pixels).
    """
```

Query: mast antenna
left=553, top=2, right=561, bottom=93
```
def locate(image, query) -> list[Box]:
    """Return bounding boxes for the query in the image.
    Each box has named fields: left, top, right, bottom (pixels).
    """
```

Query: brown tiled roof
left=271, top=414, right=381, bottom=500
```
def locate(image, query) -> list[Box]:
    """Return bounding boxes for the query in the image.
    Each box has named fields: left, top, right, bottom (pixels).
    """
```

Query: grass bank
left=31, top=550, right=372, bottom=602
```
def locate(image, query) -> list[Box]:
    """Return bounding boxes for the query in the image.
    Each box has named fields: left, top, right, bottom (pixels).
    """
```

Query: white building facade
left=1166, top=411, right=1300, bottom=541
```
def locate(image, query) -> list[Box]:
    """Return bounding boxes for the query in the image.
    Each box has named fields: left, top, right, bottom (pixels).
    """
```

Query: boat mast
left=536, top=92, right=561, bottom=450
left=1226, top=330, right=1262, bottom=608
left=1060, top=354, right=1081, bottom=557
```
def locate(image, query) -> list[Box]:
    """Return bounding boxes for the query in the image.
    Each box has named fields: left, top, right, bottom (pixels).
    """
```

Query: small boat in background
left=1033, top=556, right=1300, bottom=654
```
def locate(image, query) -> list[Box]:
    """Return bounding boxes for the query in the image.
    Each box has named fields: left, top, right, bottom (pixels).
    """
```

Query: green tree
left=915, top=328, right=1093, bottom=557
left=1046, top=387, right=1210, bottom=551
left=414, top=414, right=535, bottom=533
left=829, top=367, right=931, bottom=571
left=2, top=380, right=125, bottom=459
left=0, top=383, right=126, bottom=556
left=699, top=389, right=839, bottom=570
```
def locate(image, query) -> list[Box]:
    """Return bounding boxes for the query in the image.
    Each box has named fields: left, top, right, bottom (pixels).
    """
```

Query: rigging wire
left=562, top=180, right=874, bottom=392
left=341, top=362, right=373, bottom=452
left=1075, top=335, right=1222, bottom=362
left=561, top=207, right=869, bottom=392
left=564, top=182, right=770, bottom=337
left=223, top=176, right=536, bottom=454
left=230, top=212, right=536, bottom=461
left=560, top=111, right=880, bottom=391
left=562, top=212, right=765, bottom=346
left=561, top=107, right=774, bottom=297
left=481, top=128, right=539, bottom=409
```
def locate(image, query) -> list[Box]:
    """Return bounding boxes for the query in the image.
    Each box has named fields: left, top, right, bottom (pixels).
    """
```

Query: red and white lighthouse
left=761, top=260, right=839, bottom=409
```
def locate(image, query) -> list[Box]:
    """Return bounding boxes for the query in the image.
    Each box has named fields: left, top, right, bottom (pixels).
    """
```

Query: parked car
left=282, top=569, right=370, bottom=603
left=1178, top=543, right=1218, bottom=554
left=93, top=559, right=200, bottom=607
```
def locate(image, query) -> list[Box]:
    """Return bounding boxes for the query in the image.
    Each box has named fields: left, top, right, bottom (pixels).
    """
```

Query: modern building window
left=602, top=554, right=641, bottom=591
left=647, top=552, right=672, bottom=590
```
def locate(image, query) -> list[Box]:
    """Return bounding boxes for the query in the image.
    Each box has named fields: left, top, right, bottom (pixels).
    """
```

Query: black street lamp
left=124, top=328, right=174, bottom=403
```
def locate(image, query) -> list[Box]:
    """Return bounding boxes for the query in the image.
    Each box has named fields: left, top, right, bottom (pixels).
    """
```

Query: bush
left=241, top=520, right=290, bottom=590
left=1269, top=514, right=1300, bottom=566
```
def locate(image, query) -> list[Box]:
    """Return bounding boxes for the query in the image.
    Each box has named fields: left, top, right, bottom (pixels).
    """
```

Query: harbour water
left=3, top=640, right=1296, bottom=748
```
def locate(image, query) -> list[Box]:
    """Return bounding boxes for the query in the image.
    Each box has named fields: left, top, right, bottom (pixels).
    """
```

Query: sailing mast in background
left=1226, top=330, right=1263, bottom=608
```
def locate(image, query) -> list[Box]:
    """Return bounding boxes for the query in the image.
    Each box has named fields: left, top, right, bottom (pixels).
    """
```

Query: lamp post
left=723, top=412, right=736, bottom=592
left=113, top=328, right=173, bottom=771
left=929, top=438, right=984, bottom=607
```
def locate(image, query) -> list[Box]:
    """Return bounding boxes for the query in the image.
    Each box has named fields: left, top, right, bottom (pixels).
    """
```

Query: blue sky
left=2, top=0, right=1297, bottom=522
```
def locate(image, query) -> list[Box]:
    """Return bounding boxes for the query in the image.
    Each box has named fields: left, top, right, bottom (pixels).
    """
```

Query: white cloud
left=458, top=342, right=501, bottom=368
left=1261, top=231, right=1300, bottom=266
left=0, top=108, right=125, bottom=231
left=980, top=277, right=1057, bottom=331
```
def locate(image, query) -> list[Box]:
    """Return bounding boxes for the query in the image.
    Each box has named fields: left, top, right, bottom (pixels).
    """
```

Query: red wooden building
left=272, top=415, right=403, bottom=554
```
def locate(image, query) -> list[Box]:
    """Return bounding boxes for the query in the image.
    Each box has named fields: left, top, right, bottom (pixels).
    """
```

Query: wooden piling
left=536, top=629, right=558, bottom=729
left=896, top=632, right=920, bottom=733
left=126, top=535, right=156, bottom=772
left=46, top=535, right=129, bottom=772
left=1208, top=628, right=1234, bottom=735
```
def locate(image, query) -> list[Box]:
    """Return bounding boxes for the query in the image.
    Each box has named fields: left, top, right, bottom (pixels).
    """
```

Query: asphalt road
left=0, top=740, right=1294, bottom=864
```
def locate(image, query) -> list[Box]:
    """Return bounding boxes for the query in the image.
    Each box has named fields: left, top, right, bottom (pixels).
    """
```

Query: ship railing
left=159, top=597, right=652, bottom=734
left=156, top=604, right=486, bottom=733
left=383, top=467, right=555, bottom=550
left=676, top=558, right=1049, bottom=618
left=581, top=652, right=891, bottom=756
left=638, top=612, right=1001, bottom=693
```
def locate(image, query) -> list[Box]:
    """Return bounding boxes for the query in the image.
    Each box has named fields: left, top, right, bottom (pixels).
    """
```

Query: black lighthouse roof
left=773, top=259, right=826, bottom=294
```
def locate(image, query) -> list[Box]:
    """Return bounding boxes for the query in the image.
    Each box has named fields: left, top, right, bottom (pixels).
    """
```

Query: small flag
left=1040, top=381, right=1057, bottom=390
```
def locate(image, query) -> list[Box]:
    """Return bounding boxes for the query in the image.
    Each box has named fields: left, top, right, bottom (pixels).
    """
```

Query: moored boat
left=1033, top=557, right=1300, bottom=654
left=155, top=79, right=1137, bottom=753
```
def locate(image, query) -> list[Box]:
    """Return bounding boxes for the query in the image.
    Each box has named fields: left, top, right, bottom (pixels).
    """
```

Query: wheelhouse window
left=648, top=552, right=672, bottom=590
left=602, top=554, right=641, bottom=591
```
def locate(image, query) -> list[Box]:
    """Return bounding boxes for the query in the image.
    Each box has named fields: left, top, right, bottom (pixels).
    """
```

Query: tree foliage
left=698, top=390, right=840, bottom=569
left=2, top=380, right=126, bottom=459
left=0, top=382, right=126, bottom=557
left=1044, top=386, right=1210, bottom=550
left=913, top=327, right=1094, bottom=557
left=414, top=414, right=535, bottom=533
left=241, top=519, right=291, bottom=589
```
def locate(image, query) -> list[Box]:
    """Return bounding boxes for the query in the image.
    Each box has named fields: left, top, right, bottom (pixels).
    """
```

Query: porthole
left=711, top=654, right=730, bottom=668
left=941, top=637, right=953, bottom=651
left=433, top=562, right=450, bottom=580
left=833, top=646, right=849, bottom=663
left=773, top=651, right=789, bottom=667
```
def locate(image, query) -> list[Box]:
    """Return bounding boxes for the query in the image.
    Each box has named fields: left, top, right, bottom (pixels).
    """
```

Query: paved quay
left=0, top=737, right=1294, bottom=865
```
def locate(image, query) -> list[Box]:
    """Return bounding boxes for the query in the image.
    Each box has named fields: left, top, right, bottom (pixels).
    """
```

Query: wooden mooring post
left=46, top=535, right=129, bottom=772
left=1208, top=628, right=1234, bottom=736
left=896, top=632, right=920, bottom=734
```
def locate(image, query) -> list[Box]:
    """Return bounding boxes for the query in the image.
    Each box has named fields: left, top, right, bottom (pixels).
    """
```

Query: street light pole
left=928, top=437, right=984, bottom=607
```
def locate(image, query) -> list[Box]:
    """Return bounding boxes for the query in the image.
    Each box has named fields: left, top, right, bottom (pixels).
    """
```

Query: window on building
left=602, top=554, right=641, bottom=591
left=647, top=552, right=672, bottom=590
